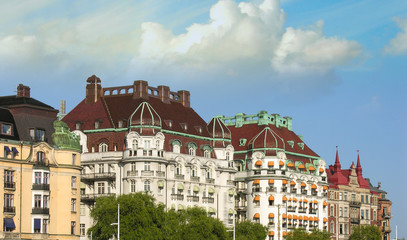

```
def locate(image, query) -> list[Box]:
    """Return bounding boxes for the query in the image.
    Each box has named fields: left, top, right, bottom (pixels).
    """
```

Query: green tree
left=349, top=225, right=381, bottom=240
left=234, top=220, right=268, bottom=240
left=286, top=228, right=330, bottom=240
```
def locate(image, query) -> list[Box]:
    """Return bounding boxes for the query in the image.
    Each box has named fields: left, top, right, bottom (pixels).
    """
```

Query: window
left=30, top=129, right=45, bottom=141
left=339, top=192, right=343, bottom=200
left=144, top=162, right=151, bottom=171
left=156, top=141, right=160, bottom=150
left=98, top=164, right=104, bottom=173
left=4, top=194, right=13, bottom=208
left=71, top=176, right=76, bottom=189
left=361, top=209, right=364, bottom=219
left=361, top=195, right=364, bottom=203
left=1, top=124, right=12, bottom=135
left=340, top=224, right=343, bottom=234
left=340, top=207, right=343, bottom=217
left=189, top=147, right=196, bottom=156
left=204, top=150, right=210, bottom=158
left=34, top=194, right=41, bottom=208
left=206, top=169, right=212, bottom=179
left=144, top=180, right=150, bottom=192
left=130, top=180, right=136, bottom=193
left=75, top=122, right=81, bottom=130
left=80, top=224, right=85, bottom=236
left=145, top=140, right=150, bottom=149
left=176, top=164, right=182, bottom=175
left=352, top=194, right=356, bottom=202
left=330, top=222, right=334, bottom=234
left=43, top=172, right=49, bottom=184
left=43, top=195, right=49, bottom=208
left=131, top=162, right=136, bottom=171
left=43, top=219, right=48, bottom=233
left=366, top=195, right=369, bottom=203
left=71, top=199, right=76, bottom=212
left=71, top=221, right=76, bottom=235
left=191, top=166, right=197, bottom=177
left=226, top=152, right=230, bottom=160
left=173, top=144, right=180, bottom=153
left=97, top=183, right=105, bottom=194
left=4, top=170, right=13, bottom=185
left=330, top=206, right=334, bottom=217
left=72, top=154, right=76, bottom=165
left=344, top=207, right=348, bottom=217
left=34, top=218, right=41, bottom=233
left=366, top=210, right=369, bottom=220
left=34, top=172, right=42, bottom=184
left=118, top=120, right=123, bottom=128
left=99, top=143, right=108, bottom=152
left=344, top=192, right=348, bottom=201
left=80, top=203, right=85, bottom=216
left=344, top=223, right=348, bottom=234
left=36, top=151, right=45, bottom=166
left=373, top=210, right=377, bottom=220
left=94, top=121, right=100, bottom=129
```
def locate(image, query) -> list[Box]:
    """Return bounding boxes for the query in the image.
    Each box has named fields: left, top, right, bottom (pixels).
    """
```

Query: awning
left=268, top=179, right=274, bottom=184
left=313, top=200, right=319, bottom=204
left=293, top=198, right=297, bottom=202
left=254, top=195, right=260, bottom=201
left=311, top=184, right=317, bottom=189
left=304, top=216, right=308, bottom=221
left=253, top=179, right=260, bottom=185
left=194, top=186, right=200, bottom=192
left=308, top=217, right=313, bottom=221
left=303, top=199, right=308, bottom=203
left=171, top=204, right=176, bottom=209
left=4, top=218, right=15, bottom=229
left=323, top=201, right=328, bottom=206
left=268, top=195, right=274, bottom=201
left=268, top=231, right=275, bottom=236
left=288, top=214, right=292, bottom=219
left=279, top=161, right=284, bottom=166
left=283, top=231, right=287, bottom=236
left=208, top=187, right=215, bottom=194
left=298, top=164, right=305, bottom=169
left=177, top=183, right=184, bottom=190
left=309, top=166, right=315, bottom=171
left=293, top=215, right=298, bottom=220
left=268, top=161, right=274, bottom=167
left=290, top=180, right=296, bottom=186
left=228, top=189, right=234, bottom=195
left=323, top=218, right=328, bottom=223
left=323, top=186, right=328, bottom=190
left=11, top=147, right=18, bottom=154
left=34, top=218, right=41, bottom=230
left=298, top=216, right=303, bottom=220
left=319, top=168, right=324, bottom=173
left=228, top=208, right=236, bottom=214
left=157, top=181, right=164, bottom=188
left=268, top=213, right=274, bottom=218
left=4, top=146, right=11, bottom=153
left=299, top=199, right=303, bottom=203
left=287, top=162, right=294, bottom=168
left=314, top=217, right=319, bottom=221
left=282, top=196, right=287, bottom=201
left=282, top=214, right=287, bottom=219
left=301, top=182, right=306, bottom=187
left=208, top=207, right=216, bottom=213
left=282, top=180, right=287, bottom=184
left=255, top=160, right=262, bottom=166
left=253, top=213, right=260, bottom=219
left=178, top=204, right=185, bottom=210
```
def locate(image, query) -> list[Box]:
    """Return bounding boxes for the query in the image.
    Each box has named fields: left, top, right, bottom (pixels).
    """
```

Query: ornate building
left=0, top=85, right=81, bottom=239
left=368, top=180, right=392, bottom=240
left=62, top=76, right=236, bottom=239
left=220, top=112, right=329, bottom=240
left=326, top=150, right=381, bottom=240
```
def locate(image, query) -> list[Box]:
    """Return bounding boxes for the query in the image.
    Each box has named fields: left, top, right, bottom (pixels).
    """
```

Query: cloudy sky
left=1, top=0, right=406, bottom=236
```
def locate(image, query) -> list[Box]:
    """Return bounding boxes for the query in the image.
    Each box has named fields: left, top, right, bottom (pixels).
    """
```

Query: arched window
left=173, top=145, right=180, bottom=153
left=206, top=169, right=212, bottom=179
left=156, top=141, right=160, bottom=150
left=99, top=143, right=108, bottom=152
left=130, top=180, right=136, bottom=193
left=191, top=166, right=197, bottom=177
left=144, top=180, right=150, bottom=192
left=226, top=152, right=230, bottom=160
left=176, top=164, right=182, bottom=175
left=132, top=140, right=138, bottom=149
left=189, top=147, right=196, bottom=156
left=204, top=150, right=210, bottom=158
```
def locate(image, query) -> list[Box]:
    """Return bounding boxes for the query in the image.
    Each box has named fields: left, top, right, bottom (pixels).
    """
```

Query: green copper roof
left=52, top=120, right=81, bottom=152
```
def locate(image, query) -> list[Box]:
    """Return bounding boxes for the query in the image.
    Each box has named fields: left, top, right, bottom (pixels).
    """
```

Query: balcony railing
left=227, top=180, right=234, bottom=186
left=81, top=193, right=115, bottom=202
left=206, top=178, right=215, bottom=184
left=175, top=174, right=184, bottom=180
left=266, top=187, right=274, bottom=192
left=350, top=201, right=361, bottom=208
left=127, top=170, right=138, bottom=177
left=32, top=183, right=49, bottom=191
left=32, top=207, right=49, bottom=214
left=298, top=208, right=307, bottom=213
left=171, top=194, right=184, bottom=201
left=252, top=187, right=262, bottom=193
left=191, top=176, right=200, bottom=182
left=383, top=226, right=391, bottom=232
left=141, top=170, right=154, bottom=176
left=156, top=171, right=165, bottom=177
left=4, top=182, right=15, bottom=190
left=309, top=208, right=317, bottom=214
left=311, top=191, right=318, bottom=196
left=287, top=206, right=296, bottom=212
left=203, top=197, right=214, bottom=203
left=383, top=213, right=391, bottom=219
left=187, top=195, right=199, bottom=202
left=350, top=218, right=360, bottom=224
left=81, top=172, right=116, bottom=181
left=3, top=206, right=15, bottom=214
left=267, top=170, right=276, bottom=174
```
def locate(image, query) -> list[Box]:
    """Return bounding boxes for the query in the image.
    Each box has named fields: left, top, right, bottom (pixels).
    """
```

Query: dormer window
left=180, top=123, right=187, bottom=131
left=95, top=121, right=100, bottom=129
left=287, top=140, right=294, bottom=148
left=187, top=143, right=197, bottom=156
left=118, top=120, right=123, bottom=128
left=239, top=139, right=247, bottom=146
left=99, top=143, right=108, bottom=152
left=1, top=123, right=12, bottom=135
left=75, top=123, right=81, bottom=130
left=30, top=128, right=45, bottom=142
left=204, top=150, right=210, bottom=158
left=298, top=142, right=304, bottom=150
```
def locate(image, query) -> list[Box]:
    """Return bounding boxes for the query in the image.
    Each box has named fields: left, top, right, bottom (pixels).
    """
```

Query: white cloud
left=384, top=17, right=407, bottom=55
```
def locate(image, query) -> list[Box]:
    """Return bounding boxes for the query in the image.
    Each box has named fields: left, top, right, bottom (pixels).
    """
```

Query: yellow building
left=0, top=84, right=81, bottom=239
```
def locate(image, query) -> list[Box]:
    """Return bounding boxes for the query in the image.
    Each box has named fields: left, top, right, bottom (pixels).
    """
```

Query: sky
left=0, top=0, right=406, bottom=237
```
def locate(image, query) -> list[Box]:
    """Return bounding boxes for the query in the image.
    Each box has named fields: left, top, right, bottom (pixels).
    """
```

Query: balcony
left=32, top=207, right=49, bottom=214
left=267, top=170, right=276, bottom=174
left=191, top=176, right=200, bottom=182
left=290, top=188, right=297, bottom=194
left=156, top=171, right=165, bottom=177
left=171, top=194, right=184, bottom=201
left=383, top=226, right=391, bottom=232
left=81, top=193, right=115, bottom=202
left=301, top=189, right=307, bottom=195
left=350, top=201, right=361, bottom=208
left=350, top=218, right=360, bottom=224
left=206, top=178, right=215, bottom=184
left=81, top=172, right=116, bottom=182
left=175, top=174, right=185, bottom=180
left=383, top=213, right=391, bottom=219
left=32, top=183, right=49, bottom=191
left=127, top=170, right=138, bottom=177
left=309, top=208, right=317, bottom=214
left=287, top=206, right=296, bottom=212
left=282, top=187, right=287, bottom=192
left=227, top=180, right=234, bottom=186
left=187, top=195, right=199, bottom=202
left=298, top=208, right=307, bottom=213
left=266, top=187, right=274, bottom=192
left=3, top=206, right=15, bottom=214
left=203, top=197, right=215, bottom=203
left=141, top=170, right=154, bottom=177
left=252, top=187, right=262, bottom=193
left=0, top=233, right=21, bottom=239
left=4, top=182, right=15, bottom=190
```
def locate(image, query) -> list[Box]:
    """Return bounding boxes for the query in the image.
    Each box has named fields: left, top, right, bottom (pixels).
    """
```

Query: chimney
left=17, top=84, right=30, bottom=98
left=133, top=80, right=148, bottom=100
left=177, top=90, right=190, bottom=108
left=157, top=85, right=170, bottom=104
left=85, top=75, right=102, bottom=104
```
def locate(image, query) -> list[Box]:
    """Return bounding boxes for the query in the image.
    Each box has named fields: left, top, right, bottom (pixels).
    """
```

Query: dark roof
left=0, top=95, right=55, bottom=110
left=0, top=107, right=20, bottom=141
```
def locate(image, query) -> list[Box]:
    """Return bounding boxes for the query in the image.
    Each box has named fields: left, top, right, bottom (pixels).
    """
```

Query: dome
left=207, top=116, right=231, bottom=139
left=129, top=102, right=161, bottom=128
left=248, top=127, right=285, bottom=153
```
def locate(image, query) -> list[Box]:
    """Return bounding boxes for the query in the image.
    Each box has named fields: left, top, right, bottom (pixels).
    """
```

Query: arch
left=99, top=142, right=109, bottom=152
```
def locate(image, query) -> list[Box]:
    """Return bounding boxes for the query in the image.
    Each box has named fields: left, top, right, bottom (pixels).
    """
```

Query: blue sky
left=0, top=0, right=406, bottom=237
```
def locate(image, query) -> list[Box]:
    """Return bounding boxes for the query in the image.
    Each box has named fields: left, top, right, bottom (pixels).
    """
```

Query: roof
left=0, top=95, right=54, bottom=110
left=0, top=107, right=20, bottom=141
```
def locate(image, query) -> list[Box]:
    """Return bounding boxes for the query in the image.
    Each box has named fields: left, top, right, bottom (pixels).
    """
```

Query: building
left=368, top=180, right=391, bottom=240
left=219, top=112, right=329, bottom=240
left=0, top=84, right=81, bottom=239
left=326, top=150, right=380, bottom=240
left=62, top=76, right=236, bottom=239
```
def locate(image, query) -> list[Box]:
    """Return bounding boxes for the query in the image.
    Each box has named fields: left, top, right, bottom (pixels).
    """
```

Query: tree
left=286, top=228, right=330, bottom=240
left=234, top=220, right=268, bottom=240
left=349, top=225, right=381, bottom=240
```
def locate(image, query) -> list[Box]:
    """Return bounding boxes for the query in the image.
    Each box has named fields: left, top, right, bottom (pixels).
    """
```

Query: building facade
left=0, top=85, right=81, bottom=239
left=368, top=181, right=392, bottom=240
left=62, top=76, right=236, bottom=239
left=326, top=150, right=381, bottom=240
left=220, top=112, right=329, bottom=240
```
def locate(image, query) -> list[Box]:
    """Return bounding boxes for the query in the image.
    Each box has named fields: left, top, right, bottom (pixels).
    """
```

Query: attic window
left=118, top=120, right=123, bottom=128
left=298, top=142, right=304, bottom=150
left=287, top=141, right=294, bottom=148
left=180, top=123, right=187, bottom=131
left=164, top=120, right=173, bottom=128
left=239, top=138, right=247, bottom=146
left=95, top=121, right=100, bottom=129
left=1, top=123, right=12, bottom=135
left=75, top=123, right=81, bottom=130
left=195, top=126, right=202, bottom=134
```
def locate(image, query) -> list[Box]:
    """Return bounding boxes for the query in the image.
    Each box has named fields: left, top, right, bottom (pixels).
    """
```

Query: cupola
left=129, top=102, right=162, bottom=134
left=207, top=116, right=231, bottom=147
left=248, top=127, right=285, bottom=155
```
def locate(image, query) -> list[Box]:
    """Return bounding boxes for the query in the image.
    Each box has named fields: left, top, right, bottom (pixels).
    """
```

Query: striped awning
left=253, top=179, right=260, bottom=185
left=268, top=179, right=274, bottom=184
left=311, top=184, right=317, bottom=189
left=268, top=231, right=274, bottom=236
left=269, top=195, right=274, bottom=201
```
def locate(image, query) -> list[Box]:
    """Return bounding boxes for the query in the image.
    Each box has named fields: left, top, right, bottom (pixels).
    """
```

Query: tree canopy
left=234, top=220, right=268, bottom=240
left=286, top=228, right=331, bottom=240
left=349, top=225, right=382, bottom=240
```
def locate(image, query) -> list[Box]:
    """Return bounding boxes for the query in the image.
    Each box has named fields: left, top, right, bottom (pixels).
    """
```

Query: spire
left=334, top=146, right=341, bottom=171
left=350, top=161, right=355, bottom=168
left=356, top=150, right=362, bottom=174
